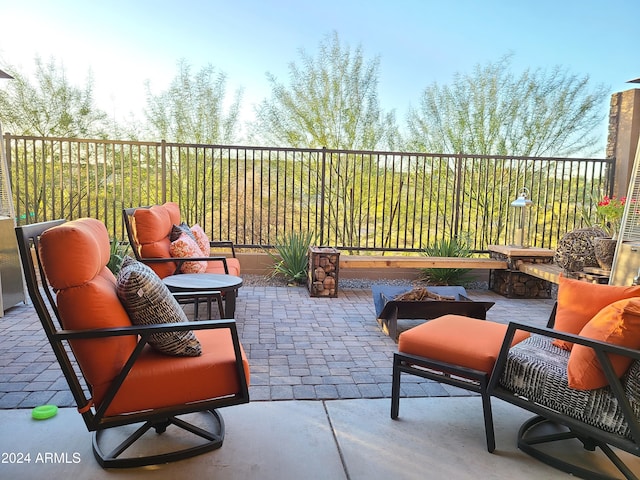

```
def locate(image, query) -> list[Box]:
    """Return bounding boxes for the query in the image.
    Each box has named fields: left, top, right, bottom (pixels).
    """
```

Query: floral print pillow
left=169, top=233, right=206, bottom=274
left=190, top=224, right=210, bottom=255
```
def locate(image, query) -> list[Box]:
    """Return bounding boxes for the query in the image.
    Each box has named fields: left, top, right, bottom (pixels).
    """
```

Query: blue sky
left=0, top=0, right=638, bottom=150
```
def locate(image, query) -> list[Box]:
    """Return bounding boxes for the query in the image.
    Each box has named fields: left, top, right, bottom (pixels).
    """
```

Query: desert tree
left=252, top=31, right=398, bottom=150
left=144, top=59, right=244, bottom=225
left=144, top=59, right=242, bottom=145
left=405, top=55, right=609, bottom=247
left=252, top=31, right=399, bottom=250
left=0, top=57, right=108, bottom=137
left=0, top=57, right=113, bottom=224
left=406, top=55, right=607, bottom=157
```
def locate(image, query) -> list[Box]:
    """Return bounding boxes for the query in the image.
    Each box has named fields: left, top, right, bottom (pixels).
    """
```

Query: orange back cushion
left=553, top=276, right=640, bottom=350
left=132, top=202, right=181, bottom=278
left=163, top=201, right=181, bottom=224
left=39, top=218, right=136, bottom=405
left=132, top=204, right=172, bottom=244
left=567, top=298, right=640, bottom=390
left=40, top=217, right=111, bottom=288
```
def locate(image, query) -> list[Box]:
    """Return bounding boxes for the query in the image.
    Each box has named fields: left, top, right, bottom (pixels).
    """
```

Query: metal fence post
left=319, top=146, right=326, bottom=246
left=453, top=153, right=463, bottom=239
left=161, top=140, right=167, bottom=203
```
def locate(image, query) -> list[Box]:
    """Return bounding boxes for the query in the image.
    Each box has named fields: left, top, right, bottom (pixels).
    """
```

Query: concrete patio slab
left=328, top=397, right=567, bottom=479
left=2, top=396, right=639, bottom=478
left=0, top=400, right=346, bottom=480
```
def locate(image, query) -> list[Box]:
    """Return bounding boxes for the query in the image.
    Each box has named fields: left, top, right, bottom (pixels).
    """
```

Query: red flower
left=596, top=196, right=626, bottom=237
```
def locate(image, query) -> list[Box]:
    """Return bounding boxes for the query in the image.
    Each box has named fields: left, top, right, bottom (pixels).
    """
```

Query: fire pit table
left=371, top=285, right=495, bottom=341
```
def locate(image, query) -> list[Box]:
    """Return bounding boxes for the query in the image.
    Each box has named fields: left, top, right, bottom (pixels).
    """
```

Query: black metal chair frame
left=391, top=352, right=495, bottom=452
left=16, top=220, right=250, bottom=468
left=122, top=206, right=236, bottom=276
left=488, top=313, right=640, bottom=480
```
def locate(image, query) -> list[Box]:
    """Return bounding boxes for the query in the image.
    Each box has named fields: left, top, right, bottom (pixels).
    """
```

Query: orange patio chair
left=122, top=202, right=241, bottom=279
left=15, top=218, right=250, bottom=468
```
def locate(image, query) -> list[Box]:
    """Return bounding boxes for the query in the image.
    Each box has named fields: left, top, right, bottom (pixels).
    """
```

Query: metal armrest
left=138, top=255, right=230, bottom=274
left=209, top=240, right=237, bottom=257
left=53, top=318, right=238, bottom=341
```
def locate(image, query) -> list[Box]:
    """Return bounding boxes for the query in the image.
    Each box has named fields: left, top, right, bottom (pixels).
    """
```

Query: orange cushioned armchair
left=16, top=218, right=250, bottom=468
left=123, top=202, right=241, bottom=278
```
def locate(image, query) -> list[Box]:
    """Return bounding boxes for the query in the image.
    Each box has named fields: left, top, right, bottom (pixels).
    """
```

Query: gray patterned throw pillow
left=116, top=257, right=201, bottom=356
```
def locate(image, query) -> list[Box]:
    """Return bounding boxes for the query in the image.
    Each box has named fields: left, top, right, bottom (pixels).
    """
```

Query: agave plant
left=419, top=237, right=472, bottom=286
left=107, top=239, right=130, bottom=276
left=267, top=231, right=316, bottom=284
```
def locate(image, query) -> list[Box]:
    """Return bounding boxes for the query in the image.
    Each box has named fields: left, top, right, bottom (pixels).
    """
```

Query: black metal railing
left=5, top=134, right=614, bottom=252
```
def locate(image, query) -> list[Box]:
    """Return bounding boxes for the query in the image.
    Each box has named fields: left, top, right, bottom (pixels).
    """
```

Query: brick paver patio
left=0, top=285, right=555, bottom=408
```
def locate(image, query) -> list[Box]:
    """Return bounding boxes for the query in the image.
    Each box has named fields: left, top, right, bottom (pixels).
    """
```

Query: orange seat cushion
left=567, top=298, right=640, bottom=390
left=205, top=257, right=241, bottom=276
left=398, top=315, right=530, bottom=374
left=98, top=328, right=250, bottom=416
left=553, top=276, right=640, bottom=350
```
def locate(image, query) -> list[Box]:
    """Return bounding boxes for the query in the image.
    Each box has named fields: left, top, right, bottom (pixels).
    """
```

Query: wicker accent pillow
left=169, top=233, right=207, bottom=274
left=567, top=298, right=640, bottom=390
left=552, top=275, right=640, bottom=350
left=190, top=224, right=210, bottom=255
left=116, top=257, right=201, bottom=356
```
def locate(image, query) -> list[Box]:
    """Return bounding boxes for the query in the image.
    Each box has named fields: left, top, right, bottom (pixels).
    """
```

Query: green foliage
left=406, top=54, right=608, bottom=157
left=419, top=237, right=473, bottom=286
left=404, top=55, right=608, bottom=247
left=252, top=31, right=399, bottom=252
left=0, top=57, right=108, bottom=137
left=143, top=59, right=244, bottom=222
left=267, top=231, right=315, bottom=284
left=144, top=59, right=242, bottom=144
left=253, top=31, right=398, bottom=151
left=107, top=240, right=129, bottom=276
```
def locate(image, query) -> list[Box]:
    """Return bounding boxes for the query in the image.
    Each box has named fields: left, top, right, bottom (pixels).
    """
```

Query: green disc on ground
left=32, top=404, right=58, bottom=420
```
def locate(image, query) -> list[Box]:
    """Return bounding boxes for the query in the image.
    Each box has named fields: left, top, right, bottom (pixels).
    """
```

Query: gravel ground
left=241, top=273, right=489, bottom=290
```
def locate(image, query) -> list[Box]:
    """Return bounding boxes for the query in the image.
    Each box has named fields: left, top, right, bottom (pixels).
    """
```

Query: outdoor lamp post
left=510, top=187, right=533, bottom=248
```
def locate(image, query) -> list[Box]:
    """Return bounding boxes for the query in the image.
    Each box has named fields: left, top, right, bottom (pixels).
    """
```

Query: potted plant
left=596, top=195, right=626, bottom=239
left=593, top=195, right=626, bottom=270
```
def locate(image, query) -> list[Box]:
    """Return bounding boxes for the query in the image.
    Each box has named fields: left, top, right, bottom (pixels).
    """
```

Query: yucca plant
left=107, top=239, right=130, bottom=276
left=267, top=231, right=316, bottom=284
left=419, top=237, right=473, bottom=286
